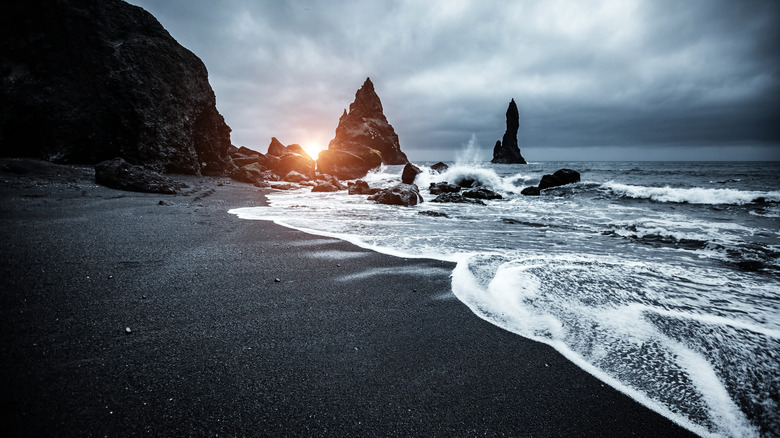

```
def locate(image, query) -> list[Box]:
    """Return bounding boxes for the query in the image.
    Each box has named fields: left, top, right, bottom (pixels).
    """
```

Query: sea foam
left=603, top=182, right=780, bottom=205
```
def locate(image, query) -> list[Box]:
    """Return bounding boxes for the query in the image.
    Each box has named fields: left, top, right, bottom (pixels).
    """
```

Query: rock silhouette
left=491, top=99, right=527, bottom=164
left=318, top=78, right=408, bottom=179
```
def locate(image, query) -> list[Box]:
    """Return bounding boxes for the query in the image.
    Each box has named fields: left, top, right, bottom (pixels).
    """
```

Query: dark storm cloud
left=127, top=0, right=779, bottom=160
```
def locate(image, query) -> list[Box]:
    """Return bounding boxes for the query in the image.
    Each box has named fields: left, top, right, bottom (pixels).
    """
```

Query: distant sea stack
left=0, top=0, right=234, bottom=175
left=318, top=78, right=408, bottom=180
left=491, top=99, right=527, bottom=164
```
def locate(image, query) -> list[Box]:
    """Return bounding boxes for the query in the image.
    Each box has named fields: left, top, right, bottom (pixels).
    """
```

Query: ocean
left=230, top=160, right=780, bottom=437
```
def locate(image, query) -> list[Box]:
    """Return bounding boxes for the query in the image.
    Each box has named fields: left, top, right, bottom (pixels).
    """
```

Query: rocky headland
left=1, top=0, right=234, bottom=176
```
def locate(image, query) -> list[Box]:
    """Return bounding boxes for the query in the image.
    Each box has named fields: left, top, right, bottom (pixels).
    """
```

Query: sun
left=302, top=142, right=325, bottom=160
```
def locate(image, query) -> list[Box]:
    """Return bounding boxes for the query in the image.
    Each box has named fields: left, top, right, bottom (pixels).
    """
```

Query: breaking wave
left=603, top=182, right=780, bottom=205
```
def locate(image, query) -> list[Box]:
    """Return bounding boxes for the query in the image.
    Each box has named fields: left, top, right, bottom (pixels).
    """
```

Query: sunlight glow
left=302, top=143, right=324, bottom=160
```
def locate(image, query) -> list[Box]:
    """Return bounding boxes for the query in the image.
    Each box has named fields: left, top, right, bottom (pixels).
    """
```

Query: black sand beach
left=0, top=159, right=698, bottom=437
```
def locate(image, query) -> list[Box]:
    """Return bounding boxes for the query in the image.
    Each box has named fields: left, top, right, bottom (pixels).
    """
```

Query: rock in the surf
left=430, top=193, right=486, bottom=205
left=431, top=162, right=449, bottom=174
left=520, top=186, right=541, bottom=196
left=491, top=99, right=527, bottom=164
left=538, top=169, right=581, bottom=190
left=462, top=188, right=503, bottom=200
left=347, top=180, right=380, bottom=195
left=368, top=183, right=423, bottom=207
left=429, top=182, right=461, bottom=195
left=402, top=163, right=422, bottom=184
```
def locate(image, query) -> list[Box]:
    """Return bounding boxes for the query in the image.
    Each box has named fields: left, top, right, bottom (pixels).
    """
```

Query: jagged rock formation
left=491, top=99, right=526, bottom=164
left=0, top=0, right=233, bottom=175
left=318, top=78, right=408, bottom=179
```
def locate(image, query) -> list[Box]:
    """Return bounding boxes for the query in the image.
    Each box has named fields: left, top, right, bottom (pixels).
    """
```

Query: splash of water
left=455, top=134, right=486, bottom=165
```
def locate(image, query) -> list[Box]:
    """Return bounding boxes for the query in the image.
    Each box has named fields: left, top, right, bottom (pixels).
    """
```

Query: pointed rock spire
left=491, top=98, right=527, bottom=164
left=321, top=77, right=408, bottom=176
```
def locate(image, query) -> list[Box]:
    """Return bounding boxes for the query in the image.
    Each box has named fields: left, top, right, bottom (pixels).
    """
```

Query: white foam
left=603, top=182, right=780, bottom=205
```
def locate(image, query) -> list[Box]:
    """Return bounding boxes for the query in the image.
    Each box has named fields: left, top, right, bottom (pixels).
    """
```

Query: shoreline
left=0, top=159, right=699, bottom=436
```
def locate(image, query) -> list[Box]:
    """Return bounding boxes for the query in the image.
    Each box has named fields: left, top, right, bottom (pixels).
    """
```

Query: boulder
left=317, top=147, right=381, bottom=180
left=462, top=188, right=503, bottom=200
left=271, top=183, right=300, bottom=191
left=1, top=0, right=233, bottom=175
left=231, top=166, right=267, bottom=184
left=368, top=183, right=423, bottom=207
left=402, top=163, right=422, bottom=184
left=456, top=178, right=477, bottom=188
left=311, top=182, right=340, bottom=192
left=237, top=146, right=262, bottom=158
left=538, top=169, right=581, bottom=190
left=315, top=173, right=345, bottom=190
left=95, top=158, right=185, bottom=194
left=521, top=186, right=541, bottom=196
left=491, top=99, right=527, bottom=164
left=431, top=162, right=449, bottom=174
left=347, top=180, right=380, bottom=195
left=324, top=78, right=408, bottom=166
left=430, top=193, right=485, bottom=205
left=272, top=153, right=315, bottom=179
left=283, top=171, right=308, bottom=183
left=429, top=182, right=461, bottom=195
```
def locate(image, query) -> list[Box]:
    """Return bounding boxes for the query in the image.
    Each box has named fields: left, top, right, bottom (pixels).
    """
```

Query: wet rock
left=429, top=182, right=461, bottom=195
left=1, top=0, right=233, bottom=175
left=538, top=169, right=581, bottom=190
left=315, top=173, right=346, bottom=190
left=402, top=163, right=422, bottom=184
left=431, top=162, right=449, bottom=174
left=311, top=182, right=340, bottom=192
left=283, top=171, right=308, bottom=183
left=430, top=193, right=485, bottom=205
left=348, top=180, right=380, bottom=195
left=463, top=188, right=503, bottom=200
left=491, top=99, right=526, bottom=164
left=521, top=186, right=541, bottom=196
left=95, top=158, right=185, bottom=194
left=368, top=183, right=423, bottom=206
left=456, top=178, right=477, bottom=188
left=419, top=211, right=449, bottom=218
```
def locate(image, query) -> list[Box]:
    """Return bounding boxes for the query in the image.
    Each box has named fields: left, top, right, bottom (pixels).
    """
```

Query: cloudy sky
left=127, top=0, right=779, bottom=161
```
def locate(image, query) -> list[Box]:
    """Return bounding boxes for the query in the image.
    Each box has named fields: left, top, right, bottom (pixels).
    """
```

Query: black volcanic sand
left=0, top=159, right=698, bottom=437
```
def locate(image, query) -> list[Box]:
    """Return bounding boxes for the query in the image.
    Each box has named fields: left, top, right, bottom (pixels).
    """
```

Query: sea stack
left=491, top=99, right=527, bottom=164
left=317, top=78, right=408, bottom=180
left=0, top=0, right=234, bottom=175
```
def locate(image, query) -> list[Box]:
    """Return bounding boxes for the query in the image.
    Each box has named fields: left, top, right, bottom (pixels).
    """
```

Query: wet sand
left=0, top=159, right=698, bottom=436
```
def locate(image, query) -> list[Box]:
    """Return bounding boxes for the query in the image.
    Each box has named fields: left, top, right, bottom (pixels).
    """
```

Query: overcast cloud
left=127, top=0, right=779, bottom=161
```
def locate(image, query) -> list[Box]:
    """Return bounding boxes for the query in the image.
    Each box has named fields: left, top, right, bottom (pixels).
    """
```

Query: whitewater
left=230, top=159, right=780, bottom=437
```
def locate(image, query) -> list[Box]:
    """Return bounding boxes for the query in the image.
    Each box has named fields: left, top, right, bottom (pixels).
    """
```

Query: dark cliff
left=0, top=0, right=234, bottom=175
